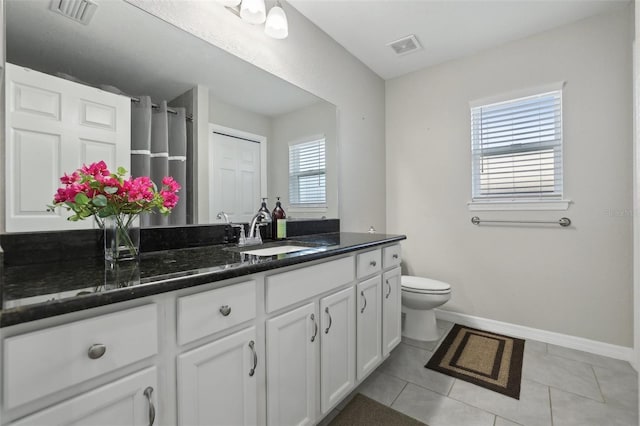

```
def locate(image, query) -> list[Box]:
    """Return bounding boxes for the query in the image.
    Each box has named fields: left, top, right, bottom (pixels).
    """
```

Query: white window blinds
left=289, top=138, right=326, bottom=207
left=471, top=90, right=563, bottom=201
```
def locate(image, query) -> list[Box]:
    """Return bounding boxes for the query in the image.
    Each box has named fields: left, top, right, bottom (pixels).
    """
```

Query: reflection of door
left=5, top=63, right=130, bottom=232
left=210, top=130, right=261, bottom=223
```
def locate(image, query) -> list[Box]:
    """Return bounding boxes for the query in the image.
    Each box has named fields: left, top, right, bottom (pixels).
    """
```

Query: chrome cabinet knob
left=87, top=344, right=106, bottom=359
left=392, top=254, right=399, bottom=259
left=369, top=260, right=377, bottom=267
left=219, top=305, right=231, bottom=316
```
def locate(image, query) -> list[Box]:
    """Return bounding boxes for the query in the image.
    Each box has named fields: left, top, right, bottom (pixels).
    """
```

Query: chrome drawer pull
left=87, top=344, right=106, bottom=360
left=248, top=340, right=257, bottom=377
left=369, top=260, right=377, bottom=267
left=310, top=313, right=318, bottom=342
left=361, top=291, right=367, bottom=314
left=219, top=305, right=232, bottom=316
left=386, top=279, right=392, bottom=299
left=324, top=307, right=332, bottom=334
left=143, top=386, right=156, bottom=426
left=392, top=254, right=399, bottom=259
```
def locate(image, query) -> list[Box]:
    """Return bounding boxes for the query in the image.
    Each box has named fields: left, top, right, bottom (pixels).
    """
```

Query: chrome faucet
left=241, top=211, right=272, bottom=246
left=216, top=211, right=230, bottom=223
left=218, top=211, right=247, bottom=245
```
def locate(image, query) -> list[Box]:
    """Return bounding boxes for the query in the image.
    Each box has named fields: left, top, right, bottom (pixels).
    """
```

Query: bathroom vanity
left=0, top=232, right=405, bottom=425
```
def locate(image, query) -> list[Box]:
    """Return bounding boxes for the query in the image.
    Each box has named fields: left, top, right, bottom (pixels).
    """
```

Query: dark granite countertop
left=0, top=232, right=406, bottom=327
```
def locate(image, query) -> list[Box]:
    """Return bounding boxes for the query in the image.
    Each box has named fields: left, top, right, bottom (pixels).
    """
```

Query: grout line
left=390, top=381, right=409, bottom=407
left=590, top=364, right=607, bottom=404
left=548, top=386, right=554, bottom=426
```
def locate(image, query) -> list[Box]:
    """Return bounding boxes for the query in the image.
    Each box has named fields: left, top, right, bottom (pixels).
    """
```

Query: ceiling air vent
left=387, top=35, right=422, bottom=56
left=49, top=0, right=98, bottom=25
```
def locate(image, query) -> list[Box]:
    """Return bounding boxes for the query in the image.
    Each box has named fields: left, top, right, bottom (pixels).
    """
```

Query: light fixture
left=265, top=1, right=288, bottom=39
left=221, top=0, right=289, bottom=39
left=240, top=0, right=266, bottom=24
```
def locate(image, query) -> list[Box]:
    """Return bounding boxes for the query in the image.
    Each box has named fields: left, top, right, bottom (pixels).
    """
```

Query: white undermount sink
left=240, top=245, right=310, bottom=257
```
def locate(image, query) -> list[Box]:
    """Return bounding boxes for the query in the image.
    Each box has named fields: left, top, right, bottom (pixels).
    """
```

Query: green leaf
left=117, top=166, right=128, bottom=176
left=93, top=194, right=108, bottom=206
left=74, top=192, right=89, bottom=205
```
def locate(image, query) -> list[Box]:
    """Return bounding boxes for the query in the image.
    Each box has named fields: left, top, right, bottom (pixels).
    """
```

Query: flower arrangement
left=50, top=161, right=181, bottom=261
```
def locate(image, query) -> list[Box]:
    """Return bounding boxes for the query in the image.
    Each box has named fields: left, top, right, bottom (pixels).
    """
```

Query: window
left=471, top=89, right=563, bottom=203
left=289, top=138, right=326, bottom=207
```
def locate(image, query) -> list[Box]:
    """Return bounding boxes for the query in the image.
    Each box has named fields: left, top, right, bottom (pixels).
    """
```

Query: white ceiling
left=6, top=0, right=323, bottom=116
left=288, top=0, right=630, bottom=80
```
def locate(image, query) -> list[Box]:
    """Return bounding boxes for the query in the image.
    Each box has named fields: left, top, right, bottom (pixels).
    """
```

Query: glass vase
left=104, top=214, right=140, bottom=263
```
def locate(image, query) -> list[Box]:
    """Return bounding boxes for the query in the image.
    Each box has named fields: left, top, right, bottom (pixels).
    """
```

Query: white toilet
left=401, top=275, right=452, bottom=341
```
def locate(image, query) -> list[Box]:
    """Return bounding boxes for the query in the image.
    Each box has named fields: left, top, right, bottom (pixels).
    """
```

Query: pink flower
left=51, top=161, right=180, bottom=222
left=162, top=176, right=181, bottom=193
left=160, top=190, right=179, bottom=209
left=60, top=172, right=80, bottom=185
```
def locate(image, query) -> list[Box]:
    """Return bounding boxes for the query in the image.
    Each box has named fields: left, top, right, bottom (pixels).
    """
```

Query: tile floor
left=322, top=320, right=639, bottom=426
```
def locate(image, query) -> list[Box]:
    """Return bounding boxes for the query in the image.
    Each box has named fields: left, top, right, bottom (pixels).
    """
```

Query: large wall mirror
left=4, top=0, right=338, bottom=232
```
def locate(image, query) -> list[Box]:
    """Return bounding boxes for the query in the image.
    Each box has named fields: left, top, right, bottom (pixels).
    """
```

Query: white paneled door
left=5, top=63, right=130, bottom=232
left=209, top=131, right=261, bottom=223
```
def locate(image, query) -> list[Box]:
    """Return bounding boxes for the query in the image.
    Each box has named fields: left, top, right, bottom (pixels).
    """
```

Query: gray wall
left=386, top=8, right=633, bottom=347
left=129, top=0, right=387, bottom=232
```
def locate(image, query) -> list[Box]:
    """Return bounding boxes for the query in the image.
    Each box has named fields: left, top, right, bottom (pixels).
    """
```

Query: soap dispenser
left=258, top=198, right=272, bottom=239
left=271, top=197, right=287, bottom=240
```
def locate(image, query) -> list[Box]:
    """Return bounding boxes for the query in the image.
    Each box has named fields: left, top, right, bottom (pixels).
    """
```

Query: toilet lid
left=401, top=275, right=451, bottom=293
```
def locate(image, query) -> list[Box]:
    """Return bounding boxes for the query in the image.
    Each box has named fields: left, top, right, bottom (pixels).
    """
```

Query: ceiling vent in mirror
left=49, top=0, right=98, bottom=25
left=387, top=35, right=422, bottom=56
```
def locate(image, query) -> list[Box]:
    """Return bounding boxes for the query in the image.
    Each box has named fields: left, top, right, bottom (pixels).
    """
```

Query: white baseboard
left=435, top=309, right=635, bottom=364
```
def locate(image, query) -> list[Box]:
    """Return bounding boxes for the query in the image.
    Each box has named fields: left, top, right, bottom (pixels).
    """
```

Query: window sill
left=467, top=200, right=571, bottom=211
left=288, top=206, right=328, bottom=214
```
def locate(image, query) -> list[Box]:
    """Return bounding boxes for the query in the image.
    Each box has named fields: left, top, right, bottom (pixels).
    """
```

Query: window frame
left=468, top=82, right=570, bottom=211
left=288, top=136, right=327, bottom=210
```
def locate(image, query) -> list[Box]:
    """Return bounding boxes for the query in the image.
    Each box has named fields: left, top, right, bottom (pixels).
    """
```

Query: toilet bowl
left=401, top=275, right=451, bottom=341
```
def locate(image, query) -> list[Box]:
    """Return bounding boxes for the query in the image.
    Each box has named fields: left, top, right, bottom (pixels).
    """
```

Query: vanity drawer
left=178, top=280, right=256, bottom=345
left=4, top=304, right=158, bottom=409
left=383, top=244, right=402, bottom=268
left=266, top=256, right=355, bottom=313
left=357, top=249, right=382, bottom=279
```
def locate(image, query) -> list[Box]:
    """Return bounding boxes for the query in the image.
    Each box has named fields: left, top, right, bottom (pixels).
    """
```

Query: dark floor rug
left=328, top=394, right=425, bottom=426
left=425, top=324, right=525, bottom=399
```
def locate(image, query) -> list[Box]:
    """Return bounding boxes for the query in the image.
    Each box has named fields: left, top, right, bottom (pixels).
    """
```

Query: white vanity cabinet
left=265, top=257, right=356, bottom=425
left=10, top=368, right=158, bottom=426
left=382, top=267, right=402, bottom=356
left=2, top=304, right=159, bottom=425
left=0, top=239, right=405, bottom=426
left=319, top=286, right=356, bottom=414
left=177, top=327, right=257, bottom=426
left=266, top=302, right=317, bottom=426
left=176, top=280, right=258, bottom=426
left=356, top=275, right=382, bottom=380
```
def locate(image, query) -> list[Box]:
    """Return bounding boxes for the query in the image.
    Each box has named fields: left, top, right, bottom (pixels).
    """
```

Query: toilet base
left=402, top=307, right=440, bottom=341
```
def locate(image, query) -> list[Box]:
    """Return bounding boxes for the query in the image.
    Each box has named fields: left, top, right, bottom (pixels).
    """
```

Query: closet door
left=5, top=63, right=130, bottom=232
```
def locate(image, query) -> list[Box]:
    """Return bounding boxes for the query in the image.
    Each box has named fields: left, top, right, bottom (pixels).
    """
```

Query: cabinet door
left=10, top=368, right=157, bottom=426
left=382, top=268, right=402, bottom=356
left=356, top=276, right=382, bottom=380
left=319, top=286, right=356, bottom=414
left=177, top=326, right=257, bottom=426
left=266, top=303, right=317, bottom=426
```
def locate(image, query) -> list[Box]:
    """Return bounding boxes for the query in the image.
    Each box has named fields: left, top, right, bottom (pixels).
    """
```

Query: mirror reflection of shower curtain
left=131, top=96, right=187, bottom=226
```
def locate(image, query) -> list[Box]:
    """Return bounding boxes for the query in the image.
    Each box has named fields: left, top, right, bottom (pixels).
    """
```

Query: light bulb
left=240, top=0, right=266, bottom=24
left=265, top=4, right=288, bottom=39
